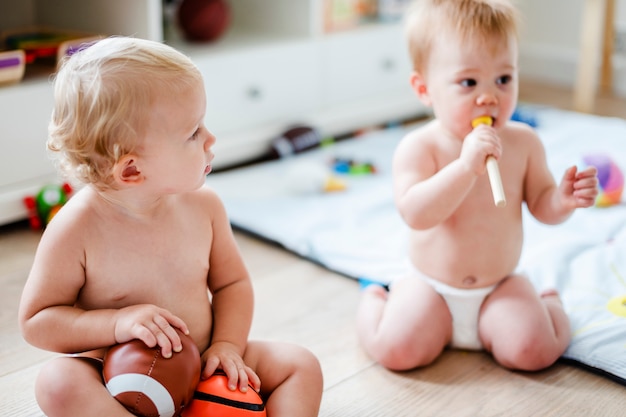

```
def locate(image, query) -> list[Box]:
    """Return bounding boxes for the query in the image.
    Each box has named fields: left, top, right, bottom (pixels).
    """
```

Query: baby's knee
left=36, top=358, right=80, bottom=412
left=35, top=356, right=103, bottom=414
left=287, top=344, right=323, bottom=383
left=370, top=339, right=440, bottom=371
left=495, top=338, right=561, bottom=371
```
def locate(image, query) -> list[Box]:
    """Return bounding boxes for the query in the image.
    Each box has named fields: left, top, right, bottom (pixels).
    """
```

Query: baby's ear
left=409, top=71, right=432, bottom=107
left=113, top=154, right=143, bottom=186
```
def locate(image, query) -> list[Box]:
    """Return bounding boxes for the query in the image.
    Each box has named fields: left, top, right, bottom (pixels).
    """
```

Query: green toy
left=23, top=183, right=73, bottom=229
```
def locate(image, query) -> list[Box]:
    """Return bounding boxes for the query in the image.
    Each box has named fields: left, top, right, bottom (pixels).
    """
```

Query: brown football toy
left=103, top=329, right=201, bottom=417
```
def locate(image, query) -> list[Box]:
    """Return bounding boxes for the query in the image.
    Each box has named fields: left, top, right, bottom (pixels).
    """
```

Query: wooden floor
left=1, top=81, right=625, bottom=416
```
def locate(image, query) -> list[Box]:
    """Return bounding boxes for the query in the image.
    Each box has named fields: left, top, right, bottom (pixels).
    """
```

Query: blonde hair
left=404, top=0, right=520, bottom=72
left=48, top=37, right=202, bottom=190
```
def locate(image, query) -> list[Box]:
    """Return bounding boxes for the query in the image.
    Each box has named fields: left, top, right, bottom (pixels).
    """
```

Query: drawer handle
left=381, top=58, right=395, bottom=71
left=246, top=87, right=262, bottom=100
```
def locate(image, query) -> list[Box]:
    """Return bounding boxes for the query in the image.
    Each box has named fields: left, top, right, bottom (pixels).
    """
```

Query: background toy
left=23, top=183, right=72, bottom=230
left=0, top=50, right=25, bottom=85
left=178, top=0, right=231, bottom=42
left=56, top=36, right=100, bottom=62
left=270, top=125, right=324, bottom=159
left=332, top=157, right=377, bottom=175
left=511, top=107, right=538, bottom=128
left=3, top=31, right=89, bottom=64
left=472, top=116, right=507, bottom=207
left=181, top=371, right=266, bottom=417
left=582, top=153, right=623, bottom=207
left=285, top=161, right=347, bottom=194
left=103, top=329, right=201, bottom=417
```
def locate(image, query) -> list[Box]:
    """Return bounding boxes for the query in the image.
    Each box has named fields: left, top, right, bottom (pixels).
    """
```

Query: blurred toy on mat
left=23, top=183, right=73, bottom=229
left=582, top=153, right=623, bottom=207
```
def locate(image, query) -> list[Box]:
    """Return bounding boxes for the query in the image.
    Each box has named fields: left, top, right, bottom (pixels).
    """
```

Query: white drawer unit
left=322, top=24, right=412, bottom=106
left=198, top=41, right=321, bottom=135
left=0, top=0, right=427, bottom=225
left=0, top=81, right=58, bottom=225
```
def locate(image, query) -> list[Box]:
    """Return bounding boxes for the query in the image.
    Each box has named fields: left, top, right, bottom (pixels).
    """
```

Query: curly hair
left=48, top=37, right=202, bottom=190
left=404, top=0, right=520, bottom=73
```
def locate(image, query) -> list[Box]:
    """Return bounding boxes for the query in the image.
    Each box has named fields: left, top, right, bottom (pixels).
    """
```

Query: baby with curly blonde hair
left=19, top=37, right=322, bottom=417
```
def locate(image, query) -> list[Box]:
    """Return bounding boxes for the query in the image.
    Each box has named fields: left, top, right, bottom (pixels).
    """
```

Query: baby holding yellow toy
left=357, top=0, right=599, bottom=371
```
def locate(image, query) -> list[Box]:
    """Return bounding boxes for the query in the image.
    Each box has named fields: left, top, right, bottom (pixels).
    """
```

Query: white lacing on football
left=106, top=373, right=175, bottom=417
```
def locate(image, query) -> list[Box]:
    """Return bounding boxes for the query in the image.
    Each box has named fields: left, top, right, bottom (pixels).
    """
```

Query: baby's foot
left=358, top=278, right=389, bottom=292
left=361, top=282, right=389, bottom=301
left=540, top=289, right=563, bottom=306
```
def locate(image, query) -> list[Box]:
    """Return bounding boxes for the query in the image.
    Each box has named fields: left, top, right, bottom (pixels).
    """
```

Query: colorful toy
left=270, top=125, right=324, bottom=159
left=0, top=49, right=25, bottom=85
left=285, top=162, right=347, bottom=194
left=103, top=329, right=201, bottom=417
left=511, top=107, right=538, bottom=128
left=3, top=31, right=85, bottom=64
left=178, top=0, right=231, bottom=42
left=23, top=183, right=73, bottom=230
left=582, top=154, right=623, bottom=207
left=181, top=371, right=266, bottom=417
left=471, top=116, right=507, bottom=208
left=332, top=157, right=377, bottom=175
left=56, top=36, right=100, bottom=62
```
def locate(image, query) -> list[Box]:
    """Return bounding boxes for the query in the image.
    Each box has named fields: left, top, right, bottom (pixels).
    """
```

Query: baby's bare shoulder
left=502, top=121, right=540, bottom=141
left=399, top=120, right=437, bottom=145
left=395, top=121, right=438, bottom=161
left=180, top=185, right=224, bottom=213
left=43, top=187, right=100, bottom=239
left=501, top=121, right=544, bottom=152
left=175, top=186, right=231, bottom=228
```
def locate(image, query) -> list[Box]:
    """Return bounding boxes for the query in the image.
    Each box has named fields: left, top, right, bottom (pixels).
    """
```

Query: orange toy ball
left=181, top=371, right=266, bottom=417
left=178, top=0, right=231, bottom=42
left=103, top=329, right=201, bottom=417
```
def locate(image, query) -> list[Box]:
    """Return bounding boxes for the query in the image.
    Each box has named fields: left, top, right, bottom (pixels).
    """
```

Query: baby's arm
left=524, top=133, right=598, bottom=224
left=393, top=124, right=501, bottom=229
left=556, top=165, right=598, bottom=207
left=201, top=189, right=259, bottom=392
left=18, top=206, right=188, bottom=358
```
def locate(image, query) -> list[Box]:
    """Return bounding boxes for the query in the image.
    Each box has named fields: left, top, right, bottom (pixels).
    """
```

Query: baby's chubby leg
left=356, top=276, right=452, bottom=370
left=478, top=275, right=571, bottom=371
left=243, top=341, right=323, bottom=417
left=35, top=356, right=134, bottom=417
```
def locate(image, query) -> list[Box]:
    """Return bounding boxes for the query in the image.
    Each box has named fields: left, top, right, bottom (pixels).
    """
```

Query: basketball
left=103, top=329, right=201, bottom=417
left=178, top=0, right=231, bottom=42
left=181, top=371, right=266, bottom=417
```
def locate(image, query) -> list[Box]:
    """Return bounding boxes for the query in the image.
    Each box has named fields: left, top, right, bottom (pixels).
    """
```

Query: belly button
left=463, top=276, right=477, bottom=286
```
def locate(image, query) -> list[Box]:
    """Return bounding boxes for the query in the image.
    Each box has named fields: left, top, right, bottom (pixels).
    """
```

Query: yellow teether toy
left=472, top=116, right=506, bottom=208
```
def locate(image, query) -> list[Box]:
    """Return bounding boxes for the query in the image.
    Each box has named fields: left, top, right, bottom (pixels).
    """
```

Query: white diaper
left=414, top=270, right=497, bottom=351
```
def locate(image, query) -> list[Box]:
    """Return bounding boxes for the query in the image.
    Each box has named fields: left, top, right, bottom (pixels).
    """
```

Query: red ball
left=178, top=0, right=231, bottom=42
left=181, top=371, right=266, bottom=417
left=103, top=329, right=201, bottom=417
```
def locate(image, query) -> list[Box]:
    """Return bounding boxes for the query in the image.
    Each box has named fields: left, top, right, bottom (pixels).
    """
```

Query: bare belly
left=408, top=225, right=523, bottom=288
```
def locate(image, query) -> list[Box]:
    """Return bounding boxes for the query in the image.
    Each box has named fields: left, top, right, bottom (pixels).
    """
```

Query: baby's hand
left=202, top=341, right=261, bottom=393
left=461, top=124, right=502, bottom=176
left=113, top=304, right=190, bottom=358
left=559, top=165, right=599, bottom=209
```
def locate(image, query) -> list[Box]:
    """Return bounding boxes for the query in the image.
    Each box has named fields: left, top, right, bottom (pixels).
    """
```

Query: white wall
left=0, top=0, right=33, bottom=30
left=518, top=0, right=626, bottom=97
left=2, top=0, right=624, bottom=98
